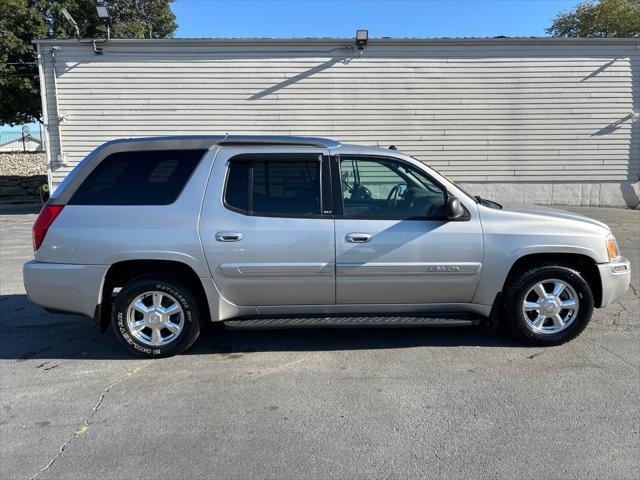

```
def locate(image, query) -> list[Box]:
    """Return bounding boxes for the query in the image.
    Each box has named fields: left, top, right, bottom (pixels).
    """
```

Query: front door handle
left=215, top=232, right=243, bottom=242
left=345, top=233, right=372, bottom=243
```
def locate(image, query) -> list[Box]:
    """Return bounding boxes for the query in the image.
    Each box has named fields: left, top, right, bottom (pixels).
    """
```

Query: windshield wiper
left=475, top=195, right=503, bottom=209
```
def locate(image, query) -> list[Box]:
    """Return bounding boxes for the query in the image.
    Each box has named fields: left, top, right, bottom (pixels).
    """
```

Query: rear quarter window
left=69, top=149, right=206, bottom=205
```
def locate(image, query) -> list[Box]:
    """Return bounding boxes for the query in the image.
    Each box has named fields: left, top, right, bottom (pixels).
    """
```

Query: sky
left=5, top=0, right=581, bottom=132
left=172, top=0, right=581, bottom=38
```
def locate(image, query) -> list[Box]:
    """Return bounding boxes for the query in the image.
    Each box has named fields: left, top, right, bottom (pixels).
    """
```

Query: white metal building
left=34, top=37, right=639, bottom=206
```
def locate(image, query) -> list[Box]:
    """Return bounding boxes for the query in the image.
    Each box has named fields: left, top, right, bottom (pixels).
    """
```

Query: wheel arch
left=502, top=252, right=602, bottom=308
left=98, top=259, right=211, bottom=332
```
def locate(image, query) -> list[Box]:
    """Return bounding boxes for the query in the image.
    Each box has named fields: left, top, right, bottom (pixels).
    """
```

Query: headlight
left=606, top=234, right=620, bottom=261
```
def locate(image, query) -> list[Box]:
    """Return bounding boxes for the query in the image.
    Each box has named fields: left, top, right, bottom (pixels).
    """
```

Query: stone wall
left=0, top=153, right=47, bottom=204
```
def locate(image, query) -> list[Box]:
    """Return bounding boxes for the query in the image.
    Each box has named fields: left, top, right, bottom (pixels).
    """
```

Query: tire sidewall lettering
left=112, top=279, right=200, bottom=357
left=154, top=284, right=192, bottom=323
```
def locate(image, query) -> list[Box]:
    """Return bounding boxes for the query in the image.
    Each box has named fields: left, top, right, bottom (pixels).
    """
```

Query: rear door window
left=224, top=154, right=323, bottom=217
left=69, top=149, right=205, bottom=205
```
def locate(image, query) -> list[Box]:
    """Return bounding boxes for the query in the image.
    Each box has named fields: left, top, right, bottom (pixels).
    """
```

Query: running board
left=222, top=314, right=483, bottom=330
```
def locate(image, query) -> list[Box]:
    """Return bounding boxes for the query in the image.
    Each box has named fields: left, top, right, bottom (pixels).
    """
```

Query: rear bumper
left=598, top=257, right=631, bottom=307
left=23, top=260, right=108, bottom=318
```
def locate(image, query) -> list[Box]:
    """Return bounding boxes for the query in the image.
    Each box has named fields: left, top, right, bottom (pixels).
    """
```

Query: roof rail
left=94, top=135, right=340, bottom=150
left=218, top=135, right=340, bottom=148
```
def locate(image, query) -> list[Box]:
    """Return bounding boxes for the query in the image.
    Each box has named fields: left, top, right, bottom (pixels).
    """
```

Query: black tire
left=503, top=265, right=594, bottom=346
left=111, top=275, right=201, bottom=358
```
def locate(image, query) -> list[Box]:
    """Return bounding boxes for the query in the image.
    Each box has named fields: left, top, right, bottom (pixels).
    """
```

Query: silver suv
left=23, top=136, right=631, bottom=357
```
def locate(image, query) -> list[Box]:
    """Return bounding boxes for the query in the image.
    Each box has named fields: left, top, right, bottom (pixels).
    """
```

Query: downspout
left=49, top=46, right=66, bottom=170
left=35, top=43, right=53, bottom=194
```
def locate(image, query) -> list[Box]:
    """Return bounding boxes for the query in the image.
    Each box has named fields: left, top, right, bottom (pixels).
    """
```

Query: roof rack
left=96, top=135, right=341, bottom=151
left=218, top=135, right=340, bottom=149
left=93, top=135, right=342, bottom=153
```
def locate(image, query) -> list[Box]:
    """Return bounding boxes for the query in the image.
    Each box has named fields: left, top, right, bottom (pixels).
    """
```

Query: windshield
left=409, top=155, right=477, bottom=203
left=408, top=155, right=503, bottom=209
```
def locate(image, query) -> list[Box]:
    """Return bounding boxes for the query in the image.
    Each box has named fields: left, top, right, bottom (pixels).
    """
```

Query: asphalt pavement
left=1, top=205, right=638, bottom=479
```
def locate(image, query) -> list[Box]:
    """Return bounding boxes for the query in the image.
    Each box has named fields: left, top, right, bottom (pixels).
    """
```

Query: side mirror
left=445, top=195, right=466, bottom=220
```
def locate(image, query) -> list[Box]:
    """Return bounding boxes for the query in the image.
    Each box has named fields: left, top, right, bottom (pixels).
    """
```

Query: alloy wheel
left=126, top=291, right=185, bottom=346
left=521, top=279, right=579, bottom=334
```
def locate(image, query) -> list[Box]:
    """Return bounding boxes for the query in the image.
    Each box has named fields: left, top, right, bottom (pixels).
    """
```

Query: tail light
left=33, top=204, right=64, bottom=252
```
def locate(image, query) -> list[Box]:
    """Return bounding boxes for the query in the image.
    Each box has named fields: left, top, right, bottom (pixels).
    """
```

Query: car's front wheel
left=111, top=276, right=201, bottom=357
left=504, top=265, right=594, bottom=346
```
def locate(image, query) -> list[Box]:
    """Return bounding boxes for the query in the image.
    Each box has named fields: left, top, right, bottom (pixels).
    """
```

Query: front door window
left=339, top=157, right=447, bottom=219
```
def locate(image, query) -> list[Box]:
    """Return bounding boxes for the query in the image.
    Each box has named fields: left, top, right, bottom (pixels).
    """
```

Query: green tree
left=0, top=0, right=177, bottom=125
left=546, top=0, right=640, bottom=37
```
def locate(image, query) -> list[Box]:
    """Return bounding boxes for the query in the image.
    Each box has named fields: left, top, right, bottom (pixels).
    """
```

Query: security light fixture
left=96, top=5, right=111, bottom=26
left=355, top=30, right=368, bottom=50
left=59, top=4, right=111, bottom=55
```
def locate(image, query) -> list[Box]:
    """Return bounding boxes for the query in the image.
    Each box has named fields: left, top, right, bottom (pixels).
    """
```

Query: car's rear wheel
left=111, top=276, right=201, bottom=357
left=504, top=265, right=594, bottom=346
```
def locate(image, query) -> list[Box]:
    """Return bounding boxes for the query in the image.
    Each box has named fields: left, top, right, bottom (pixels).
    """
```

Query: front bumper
left=597, top=256, right=631, bottom=307
left=23, top=260, right=108, bottom=318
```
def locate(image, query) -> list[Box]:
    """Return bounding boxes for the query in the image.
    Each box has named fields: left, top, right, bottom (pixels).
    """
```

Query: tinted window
left=224, top=161, right=250, bottom=213
left=225, top=158, right=321, bottom=216
left=70, top=150, right=205, bottom=205
left=340, top=157, right=446, bottom=219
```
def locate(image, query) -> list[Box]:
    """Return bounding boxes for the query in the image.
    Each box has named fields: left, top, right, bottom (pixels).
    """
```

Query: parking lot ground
left=1, top=206, right=638, bottom=480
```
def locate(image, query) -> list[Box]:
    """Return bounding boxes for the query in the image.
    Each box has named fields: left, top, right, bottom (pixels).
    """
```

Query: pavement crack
left=28, top=361, right=151, bottom=480
left=91, top=362, right=150, bottom=415
left=611, top=308, right=623, bottom=327
left=594, top=343, right=639, bottom=372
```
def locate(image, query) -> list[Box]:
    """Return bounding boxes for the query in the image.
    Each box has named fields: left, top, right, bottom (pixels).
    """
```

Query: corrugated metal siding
left=37, top=40, right=639, bottom=189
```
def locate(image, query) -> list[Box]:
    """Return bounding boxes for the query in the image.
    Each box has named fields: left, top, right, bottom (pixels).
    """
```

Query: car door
left=199, top=147, right=335, bottom=306
left=333, top=155, right=483, bottom=305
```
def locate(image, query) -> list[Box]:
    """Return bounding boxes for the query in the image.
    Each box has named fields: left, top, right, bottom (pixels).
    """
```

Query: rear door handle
left=345, top=233, right=372, bottom=243
left=215, top=232, right=243, bottom=242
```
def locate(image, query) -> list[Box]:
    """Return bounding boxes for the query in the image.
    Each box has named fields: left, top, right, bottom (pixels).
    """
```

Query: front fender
left=509, top=244, right=602, bottom=264
left=473, top=243, right=605, bottom=307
